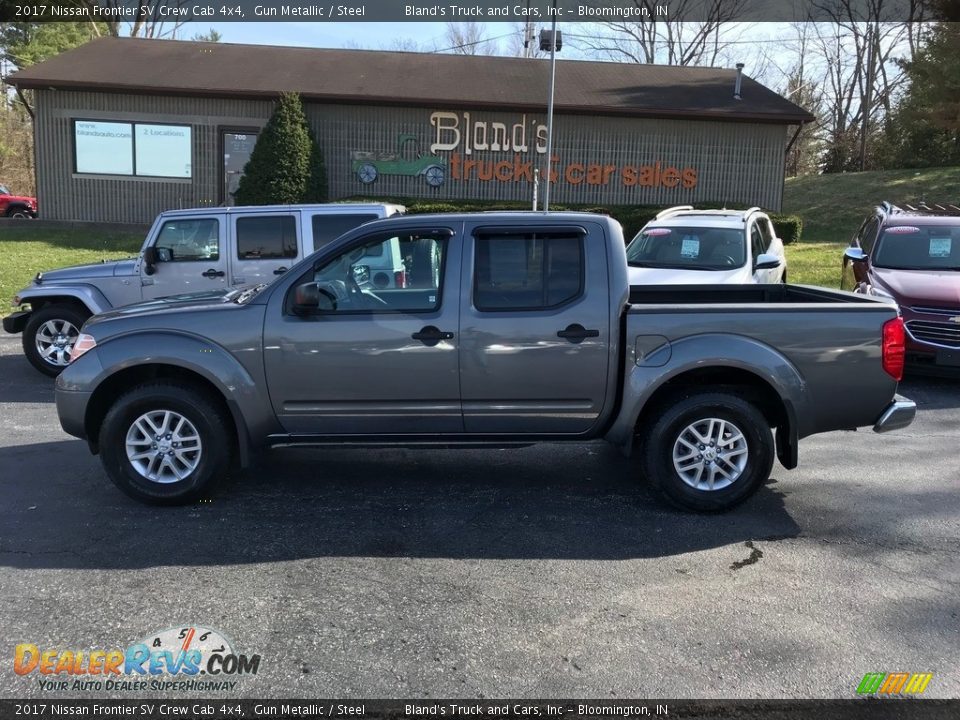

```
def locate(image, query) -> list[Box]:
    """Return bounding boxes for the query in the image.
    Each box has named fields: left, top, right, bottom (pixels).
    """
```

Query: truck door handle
left=412, top=325, right=454, bottom=347
left=557, top=323, right=600, bottom=344
left=273, top=266, right=288, bottom=275
left=202, top=268, right=225, bottom=278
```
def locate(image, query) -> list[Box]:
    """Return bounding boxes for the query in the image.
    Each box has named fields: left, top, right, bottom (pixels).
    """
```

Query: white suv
left=625, top=206, right=787, bottom=285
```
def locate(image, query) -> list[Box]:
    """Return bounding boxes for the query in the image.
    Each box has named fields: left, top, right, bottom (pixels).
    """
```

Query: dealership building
left=8, top=37, right=812, bottom=224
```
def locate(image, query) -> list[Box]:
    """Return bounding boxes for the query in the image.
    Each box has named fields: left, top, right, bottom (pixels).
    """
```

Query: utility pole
left=540, top=4, right=560, bottom=213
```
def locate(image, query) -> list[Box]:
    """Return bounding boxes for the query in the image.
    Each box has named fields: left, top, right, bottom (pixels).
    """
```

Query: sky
left=196, top=22, right=518, bottom=51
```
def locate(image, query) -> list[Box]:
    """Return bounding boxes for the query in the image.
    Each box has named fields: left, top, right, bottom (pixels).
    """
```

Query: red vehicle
left=0, top=184, right=37, bottom=218
left=842, top=201, right=960, bottom=372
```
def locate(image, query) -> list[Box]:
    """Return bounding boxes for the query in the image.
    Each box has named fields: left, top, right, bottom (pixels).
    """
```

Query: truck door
left=141, top=215, right=228, bottom=299
left=229, top=211, right=301, bottom=287
left=262, top=223, right=462, bottom=435
left=459, top=223, right=611, bottom=434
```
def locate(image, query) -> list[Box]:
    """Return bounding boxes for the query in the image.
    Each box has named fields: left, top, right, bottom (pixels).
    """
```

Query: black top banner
left=0, top=0, right=942, bottom=23
left=0, top=700, right=958, bottom=720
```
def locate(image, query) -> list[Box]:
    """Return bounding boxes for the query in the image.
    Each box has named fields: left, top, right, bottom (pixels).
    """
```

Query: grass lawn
left=784, top=241, right=846, bottom=288
left=1, top=226, right=142, bottom=314
left=783, top=166, right=960, bottom=244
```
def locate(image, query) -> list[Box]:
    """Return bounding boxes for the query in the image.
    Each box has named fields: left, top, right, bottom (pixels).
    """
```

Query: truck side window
left=154, top=218, right=219, bottom=262
left=306, top=231, right=447, bottom=313
left=474, top=232, right=583, bottom=311
left=311, top=213, right=377, bottom=251
left=236, top=216, right=298, bottom=260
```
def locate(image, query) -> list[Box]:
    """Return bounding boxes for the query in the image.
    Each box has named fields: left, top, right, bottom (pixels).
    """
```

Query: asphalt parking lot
left=0, top=333, right=958, bottom=700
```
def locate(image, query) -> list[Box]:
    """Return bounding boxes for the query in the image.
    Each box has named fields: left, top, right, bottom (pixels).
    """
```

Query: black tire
left=7, top=208, right=32, bottom=219
left=641, top=391, right=774, bottom=513
left=22, top=304, right=90, bottom=377
left=99, top=382, right=233, bottom=505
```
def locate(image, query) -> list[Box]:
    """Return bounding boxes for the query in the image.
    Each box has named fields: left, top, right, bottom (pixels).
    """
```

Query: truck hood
left=38, top=258, right=139, bottom=282
left=88, top=289, right=233, bottom=325
left=627, top=265, right=747, bottom=285
left=872, top=267, right=960, bottom=308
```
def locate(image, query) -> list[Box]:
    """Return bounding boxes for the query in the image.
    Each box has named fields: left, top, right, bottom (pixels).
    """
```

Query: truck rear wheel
left=23, top=304, right=90, bottom=377
left=641, top=392, right=774, bottom=512
left=99, top=382, right=232, bottom=505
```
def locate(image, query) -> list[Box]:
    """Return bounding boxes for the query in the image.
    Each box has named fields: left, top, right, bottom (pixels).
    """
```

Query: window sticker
left=929, top=236, right=952, bottom=258
left=886, top=226, right=920, bottom=234
left=645, top=228, right=672, bottom=237
left=680, top=236, right=700, bottom=258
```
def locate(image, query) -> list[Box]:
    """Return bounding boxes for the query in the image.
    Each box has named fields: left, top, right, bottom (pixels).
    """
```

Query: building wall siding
left=34, top=90, right=788, bottom=224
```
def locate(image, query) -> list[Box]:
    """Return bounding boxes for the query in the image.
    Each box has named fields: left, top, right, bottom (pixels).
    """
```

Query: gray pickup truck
left=55, top=212, right=916, bottom=512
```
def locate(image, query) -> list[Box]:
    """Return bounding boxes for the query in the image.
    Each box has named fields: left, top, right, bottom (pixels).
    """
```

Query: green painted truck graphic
left=351, top=134, right=446, bottom=187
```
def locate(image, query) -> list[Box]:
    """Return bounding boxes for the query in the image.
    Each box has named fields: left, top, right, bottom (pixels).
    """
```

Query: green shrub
left=770, top=214, right=803, bottom=244
left=234, top=93, right=311, bottom=206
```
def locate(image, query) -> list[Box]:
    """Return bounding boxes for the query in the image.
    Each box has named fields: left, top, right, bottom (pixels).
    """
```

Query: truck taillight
left=394, top=270, right=406, bottom=288
left=882, top=317, right=905, bottom=381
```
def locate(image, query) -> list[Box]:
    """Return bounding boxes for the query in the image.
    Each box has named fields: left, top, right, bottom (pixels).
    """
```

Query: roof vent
left=734, top=63, right=744, bottom=100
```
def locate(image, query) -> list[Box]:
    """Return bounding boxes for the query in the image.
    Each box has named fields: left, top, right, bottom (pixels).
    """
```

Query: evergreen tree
left=234, top=93, right=311, bottom=206
left=885, top=22, right=960, bottom=168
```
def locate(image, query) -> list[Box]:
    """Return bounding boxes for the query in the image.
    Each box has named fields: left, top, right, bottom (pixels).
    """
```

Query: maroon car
left=841, top=202, right=960, bottom=372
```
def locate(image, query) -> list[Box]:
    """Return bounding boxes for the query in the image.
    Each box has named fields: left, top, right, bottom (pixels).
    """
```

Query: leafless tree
left=807, top=0, right=923, bottom=171
left=441, top=22, right=498, bottom=55
left=58, top=0, right=188, bottom=38
left=572, top=0, right=750, bottom=66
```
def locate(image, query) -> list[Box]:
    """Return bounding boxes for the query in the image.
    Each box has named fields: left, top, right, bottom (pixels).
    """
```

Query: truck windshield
left=873, top=225, right=960, bottom=270
left=626, top=226, right=746, bottom=270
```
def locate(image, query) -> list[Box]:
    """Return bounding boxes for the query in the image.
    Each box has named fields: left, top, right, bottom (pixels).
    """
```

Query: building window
left=73, top=119, right=192, bottom=178
left=236, top=216, right=298, bottom=260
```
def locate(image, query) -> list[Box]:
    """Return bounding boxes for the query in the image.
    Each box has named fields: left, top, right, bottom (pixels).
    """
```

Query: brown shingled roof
left=8, top=37, right=814, bottom=124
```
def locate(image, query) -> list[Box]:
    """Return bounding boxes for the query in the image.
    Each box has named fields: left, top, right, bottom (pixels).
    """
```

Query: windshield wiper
left=234, top=283, right=268, bottom=303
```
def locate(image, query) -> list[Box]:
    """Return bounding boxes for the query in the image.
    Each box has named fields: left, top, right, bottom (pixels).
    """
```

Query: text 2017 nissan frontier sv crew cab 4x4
left=55, top=213, right=916, bottom=512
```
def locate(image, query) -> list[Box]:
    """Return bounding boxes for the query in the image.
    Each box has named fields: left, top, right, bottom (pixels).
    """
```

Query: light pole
left=539, top=9, right=561, bottom=213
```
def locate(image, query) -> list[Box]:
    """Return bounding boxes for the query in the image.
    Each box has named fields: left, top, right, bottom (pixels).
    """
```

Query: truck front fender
left=65, top=331, right=279, bottom=467
left=606, top=333, right=811, bottom=466
left=16, top=284, right=112, bottom=316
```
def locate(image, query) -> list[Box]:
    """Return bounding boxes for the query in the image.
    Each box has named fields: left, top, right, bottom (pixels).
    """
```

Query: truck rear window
left=474, top=233, right=583, bottom=311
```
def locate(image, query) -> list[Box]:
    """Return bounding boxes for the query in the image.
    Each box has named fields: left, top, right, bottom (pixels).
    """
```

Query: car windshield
left=873, top=225, right=960, bottom=270
left=626, top=226, right=746, bottom=270
left=0, top=184, right=10, bottom=195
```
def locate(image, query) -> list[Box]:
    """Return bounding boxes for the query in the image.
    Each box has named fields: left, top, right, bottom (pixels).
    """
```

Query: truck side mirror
left=292, top=282, right=337, bottom=315
left=142, top=246, right=158, bottom=275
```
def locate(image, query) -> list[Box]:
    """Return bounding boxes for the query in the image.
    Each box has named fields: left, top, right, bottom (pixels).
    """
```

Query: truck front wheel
left=99, top=382, right=232, bottom=505
left=642, top=392, right=774, bottom=512
left=23, top=305, right=90, bottom=377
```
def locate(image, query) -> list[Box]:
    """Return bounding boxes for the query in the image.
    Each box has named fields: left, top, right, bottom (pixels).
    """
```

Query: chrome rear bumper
left=873, top=395, right=917, bottom=434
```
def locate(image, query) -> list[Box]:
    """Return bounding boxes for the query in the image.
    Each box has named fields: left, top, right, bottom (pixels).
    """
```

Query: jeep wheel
left=641, top=392, right=774, bottom=512
left=7, top=208, right=32, bottom=219
left=100, top=382, right=232, bottom=505
left=23, top=305, right=90, bottom=377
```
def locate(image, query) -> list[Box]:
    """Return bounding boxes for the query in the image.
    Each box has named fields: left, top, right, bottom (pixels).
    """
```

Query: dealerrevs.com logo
left=14, top=626, right=261, bottom=693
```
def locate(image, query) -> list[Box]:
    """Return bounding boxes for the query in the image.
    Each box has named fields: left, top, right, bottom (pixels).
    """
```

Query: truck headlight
left=71, top=333, right=97, bottom=363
